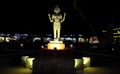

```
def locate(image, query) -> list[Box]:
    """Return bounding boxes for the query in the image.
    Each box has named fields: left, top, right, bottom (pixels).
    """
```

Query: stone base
left=47, top=40, right=65, bottom=50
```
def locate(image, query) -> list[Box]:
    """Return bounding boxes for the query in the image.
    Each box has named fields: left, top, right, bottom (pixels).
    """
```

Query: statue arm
left=48, top=13, right=53, bottom=22
left=61, top=12, right=66, bottom=22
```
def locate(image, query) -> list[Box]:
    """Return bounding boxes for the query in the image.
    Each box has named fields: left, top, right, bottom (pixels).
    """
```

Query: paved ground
left=0, top=49, right=120, bottom=74
left=0, top=66, right=32, bottom=74
left=77, top=67, right=120, bottom=74
left=0, top=66, right=120, bottom=74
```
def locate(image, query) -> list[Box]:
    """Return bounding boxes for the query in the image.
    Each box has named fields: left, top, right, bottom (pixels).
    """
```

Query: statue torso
left=52, top=14, right=62, bottom=22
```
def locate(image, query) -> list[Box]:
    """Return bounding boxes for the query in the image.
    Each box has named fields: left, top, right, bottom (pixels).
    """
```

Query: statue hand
left=64, top=12, right=66, bottom=15
left=48, top=14, right=50, bottom=16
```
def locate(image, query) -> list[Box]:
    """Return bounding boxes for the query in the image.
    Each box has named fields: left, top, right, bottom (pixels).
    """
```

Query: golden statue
left=48, top=5, right=66, bottom=40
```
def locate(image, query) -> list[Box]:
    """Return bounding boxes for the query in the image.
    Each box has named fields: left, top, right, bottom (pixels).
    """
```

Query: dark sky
left=1, top=0, right=119, bottom=35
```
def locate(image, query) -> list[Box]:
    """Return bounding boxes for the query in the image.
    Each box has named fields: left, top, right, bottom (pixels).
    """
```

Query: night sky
left=1, top=0, right=119, bottom=35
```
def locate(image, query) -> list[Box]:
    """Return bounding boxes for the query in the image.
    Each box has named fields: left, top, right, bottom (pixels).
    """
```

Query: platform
left=47, top=40, right=65, bottom=50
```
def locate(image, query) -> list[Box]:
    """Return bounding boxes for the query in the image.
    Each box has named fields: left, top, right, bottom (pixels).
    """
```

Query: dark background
left=1, top=0, right=119, bottom=35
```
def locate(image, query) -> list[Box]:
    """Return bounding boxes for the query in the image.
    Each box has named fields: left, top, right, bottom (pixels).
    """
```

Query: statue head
left=54, top=5, right=60, bottom=13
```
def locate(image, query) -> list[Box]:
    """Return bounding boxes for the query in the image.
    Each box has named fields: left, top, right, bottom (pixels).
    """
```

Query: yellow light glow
left=113, top=28, right=120, bottom=30
left=83, top=57, right=91, bottom=67
left=26, top=58, right=35, bottom=69
left=113, top=32, right=120, bottom=34
left=113, top=36, right=120, bottom=38
left=47, top=43, right=65, bottom=50
left=21, top=56, right=29, bottom=65
left=102, top=30, right=107, bottom=32
left=23, top=57, right=91, bottom=70
left=74, top=59, right=83, bottom=68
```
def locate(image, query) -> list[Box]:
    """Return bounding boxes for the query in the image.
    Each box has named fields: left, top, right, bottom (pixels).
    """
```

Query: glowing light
left=41, top=45, right=44, bottom=48
left=20, top=43, right=24, bottom=46
left=83, top=57, right=91, bottom=67
left=70, top=44, right=73, bottom=48
left=21, top=56, right=35, bottom=69
left=21, top=56, right=29, bottom=66
left=74, top=57, right=91, bottom=69
left=102, top=30, right=107, bottom=32
left=0, top=37, right=4, bottom=42
left=113, top=36, right=120, bottom=38
left=21, top=56, right=29, bottom=62
left=74, top=59, right=83, bottom=69
left=22, top=57, right=91, bottom=70
left=113, top=28, right=120, bottom=30
left=26, top=58, right=35, bottom=69
left=47, top=43, right=65, bottom=50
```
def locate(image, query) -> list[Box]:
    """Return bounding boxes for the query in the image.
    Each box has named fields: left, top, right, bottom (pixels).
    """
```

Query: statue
left=48, top=5, right=66, bottom=40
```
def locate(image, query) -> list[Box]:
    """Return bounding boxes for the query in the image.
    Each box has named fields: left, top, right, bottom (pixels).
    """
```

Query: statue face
left=54, top=6, right=60, bottom=13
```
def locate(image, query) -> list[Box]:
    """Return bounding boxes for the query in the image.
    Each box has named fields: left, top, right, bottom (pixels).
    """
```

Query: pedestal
left=47, top=40, right=65, bottom=50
